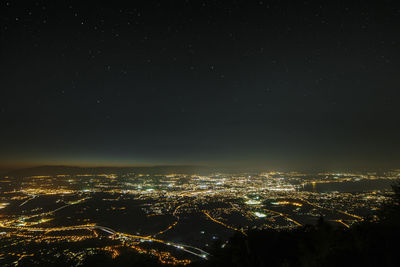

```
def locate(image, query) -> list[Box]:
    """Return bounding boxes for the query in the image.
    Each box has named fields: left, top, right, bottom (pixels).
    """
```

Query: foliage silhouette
left=196, top=183, right=400, bottom=267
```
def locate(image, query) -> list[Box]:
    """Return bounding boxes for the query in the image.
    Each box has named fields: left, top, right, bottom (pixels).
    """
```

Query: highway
left=263, top=208, right=303, bottom=227
left=299, top=198, right=363, bottom=221
left=203, top=210, right=248, bottom=236
left=0, top=222, right=210, bottom=260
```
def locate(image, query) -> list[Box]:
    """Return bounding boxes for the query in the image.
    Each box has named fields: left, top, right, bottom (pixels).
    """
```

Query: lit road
left=263, top=208, right=303, bottom=227
left=0, top=222, right=210, bottom=260
left=299, top=198, right=363, bottom=221
left=203, top=210, right=248, bottom=236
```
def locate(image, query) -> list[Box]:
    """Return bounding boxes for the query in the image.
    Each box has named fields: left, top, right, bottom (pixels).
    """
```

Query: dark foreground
left=13, top=185, right=400, bottom=267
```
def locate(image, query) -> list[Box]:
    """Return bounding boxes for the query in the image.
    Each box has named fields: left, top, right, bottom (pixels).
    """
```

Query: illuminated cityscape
left=2, top=0, right=400, bottom=266
left=1, top=167, right=398, bottom=266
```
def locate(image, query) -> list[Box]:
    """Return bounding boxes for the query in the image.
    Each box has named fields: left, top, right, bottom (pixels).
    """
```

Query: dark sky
left=1, top=1, right=400, bottom=168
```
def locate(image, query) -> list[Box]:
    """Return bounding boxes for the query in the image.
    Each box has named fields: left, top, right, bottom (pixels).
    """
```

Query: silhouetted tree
left=194, top=183, right=400, bottom=267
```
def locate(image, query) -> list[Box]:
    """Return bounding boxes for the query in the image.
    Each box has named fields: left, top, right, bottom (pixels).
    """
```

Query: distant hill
left=0, top=168, right=17, bottom=175
left=4, top=165, right=207, bottom=178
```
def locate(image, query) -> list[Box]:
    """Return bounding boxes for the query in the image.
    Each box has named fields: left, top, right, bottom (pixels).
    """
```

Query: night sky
left=1, top=1, right=400, bottom=168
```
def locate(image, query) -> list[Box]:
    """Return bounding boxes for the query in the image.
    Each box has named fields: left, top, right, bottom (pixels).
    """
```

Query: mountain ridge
left=3, top=165, right=206, bottom=177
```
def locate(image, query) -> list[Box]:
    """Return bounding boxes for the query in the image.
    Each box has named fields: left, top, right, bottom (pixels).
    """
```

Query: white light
left=254, top=212, right=267, bottom=218
left=245, top=199, right=261, bottom=205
